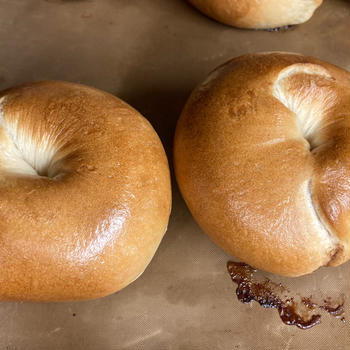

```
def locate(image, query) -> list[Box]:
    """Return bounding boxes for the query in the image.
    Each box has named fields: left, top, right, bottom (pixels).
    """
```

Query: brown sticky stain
left=320, top=298, right=345, bottom=318
left=227, top=261, right=345, bottom=330
left=265, top=25, right=294, bottom=32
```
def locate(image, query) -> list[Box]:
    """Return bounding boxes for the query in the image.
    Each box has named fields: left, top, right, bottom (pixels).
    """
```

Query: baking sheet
left=0, top=0, right=349, bottom=349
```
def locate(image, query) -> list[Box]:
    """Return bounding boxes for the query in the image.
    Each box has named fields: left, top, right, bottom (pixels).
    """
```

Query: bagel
left=174, top=52, right=350, bottom=276
left=0, top=81, right=171, bottom=301
left=188, top=0, right=323, bottom=29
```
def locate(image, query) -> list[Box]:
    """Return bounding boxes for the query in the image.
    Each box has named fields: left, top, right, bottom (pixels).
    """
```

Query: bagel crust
left=0, top=81, right=171, bottom=301
left=174, top=52, right=350, bottom=276
left=188, top=0, right=323, bottom=29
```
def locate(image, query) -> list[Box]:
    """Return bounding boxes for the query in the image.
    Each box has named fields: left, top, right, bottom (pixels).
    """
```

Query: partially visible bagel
left=188, top=0, right=323, bottom=29
left=174, top=52, right=350, bottom=277
left=0, top=81, right=171, bottom=301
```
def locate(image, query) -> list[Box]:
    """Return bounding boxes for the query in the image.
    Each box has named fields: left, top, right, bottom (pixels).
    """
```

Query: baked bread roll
left=0, top=81, right=171, bottom=301
left=188, top=0, right=323, bottom=29
left=174, top=52, right=350, bottom=276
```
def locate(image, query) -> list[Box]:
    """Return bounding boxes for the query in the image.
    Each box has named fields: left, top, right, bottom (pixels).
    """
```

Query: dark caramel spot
left=227, top=261, right=345, bottom=330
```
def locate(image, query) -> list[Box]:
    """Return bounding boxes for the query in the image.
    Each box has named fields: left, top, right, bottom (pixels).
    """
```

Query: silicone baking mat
left=0, top=1, right=349, bottom=349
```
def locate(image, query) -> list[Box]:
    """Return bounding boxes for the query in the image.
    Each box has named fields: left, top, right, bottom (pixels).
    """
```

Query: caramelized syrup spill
left=265, top=25, right=294, bottom=32
left=227, top=262, right=345, bottom=330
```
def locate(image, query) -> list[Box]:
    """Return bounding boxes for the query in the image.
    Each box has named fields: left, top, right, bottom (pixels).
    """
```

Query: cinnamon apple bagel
left=174, top=52, right=350, bottom=276
left=0, top=81, right=171, bottom=301
left=188, top=0, right=323, bottom=29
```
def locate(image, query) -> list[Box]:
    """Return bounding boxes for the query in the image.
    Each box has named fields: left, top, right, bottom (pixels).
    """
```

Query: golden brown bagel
left=188, top=0, right=323, bottom=29
left=174, top=52, right=350, bottom=277
left=0, top=81, right=171, bottom=301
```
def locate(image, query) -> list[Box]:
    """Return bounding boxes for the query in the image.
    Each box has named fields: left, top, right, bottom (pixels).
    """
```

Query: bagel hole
left=273, top=87, right=321, bottom=152
left=273, top=64, right=336, bottom=153
left=34, top=164, right=54, bottom=178
left=295, top=112, right=320, bottom=152
left=11, top=141, right=60, bottom=179
left=0, top=108, right=62, bottom=179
